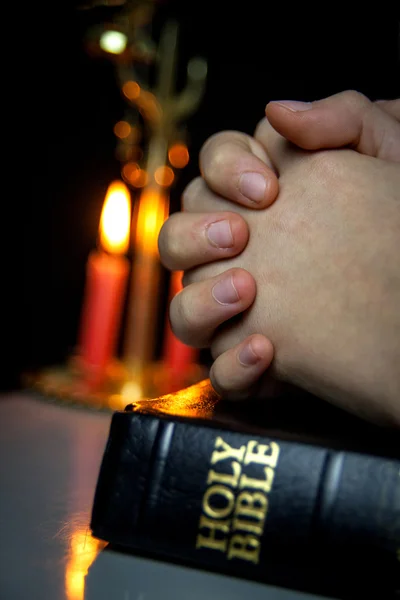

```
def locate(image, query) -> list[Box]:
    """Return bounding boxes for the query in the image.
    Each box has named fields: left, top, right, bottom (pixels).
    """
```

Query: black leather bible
left=90, top=379, right=400, bottom=599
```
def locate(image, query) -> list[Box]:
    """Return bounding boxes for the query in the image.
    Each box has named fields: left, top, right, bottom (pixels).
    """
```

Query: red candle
left=78, top=181, right=131, bottom=385
left=162, top=270, right=198, bottom=378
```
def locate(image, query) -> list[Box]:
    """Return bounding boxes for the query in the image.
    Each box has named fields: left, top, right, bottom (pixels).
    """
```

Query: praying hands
left=158, top=91, right=400, bottom=427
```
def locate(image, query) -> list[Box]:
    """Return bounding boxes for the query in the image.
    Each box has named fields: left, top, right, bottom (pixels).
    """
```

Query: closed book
left=90, top=379, right=400, bottom=599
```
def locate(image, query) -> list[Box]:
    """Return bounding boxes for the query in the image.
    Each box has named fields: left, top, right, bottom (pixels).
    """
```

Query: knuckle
left=200, top=131, right=229, bottom=161
left=342, top=89, right=369, bottom=110
left=200, top=130, right=241, bottom=182
left=158, top=223, right=169, bottom=266
left=181, top=177, right=203, bottom=211
left=157, top=219, right=170, bottom=255
left=173, top=290, right=199, bottom=337
left=202, top=145, right=228, bottom=183
left=158, top=215, right=183, bottom=269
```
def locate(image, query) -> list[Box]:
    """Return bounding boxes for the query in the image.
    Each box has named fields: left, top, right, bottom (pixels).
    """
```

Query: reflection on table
left=0, top=393, right=328, bottom=600
left=85, top=544, right=320, bottom=600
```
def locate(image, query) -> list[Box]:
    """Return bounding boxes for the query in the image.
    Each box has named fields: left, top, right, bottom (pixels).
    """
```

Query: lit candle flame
left=122, top=186, right=169, bottom=365
left=134, top=187, right=169, bottom=256
left=99, top=181, right=131, bottom=255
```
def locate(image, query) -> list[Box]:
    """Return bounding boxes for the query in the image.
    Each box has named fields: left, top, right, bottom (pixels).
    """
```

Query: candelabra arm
left=168, top=57, right=207, bottom=122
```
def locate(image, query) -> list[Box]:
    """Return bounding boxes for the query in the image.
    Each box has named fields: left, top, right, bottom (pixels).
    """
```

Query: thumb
left=265, top=91, right=400, bottom=162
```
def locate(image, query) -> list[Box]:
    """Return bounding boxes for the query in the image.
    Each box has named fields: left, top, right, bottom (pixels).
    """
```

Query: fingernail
left=212, top=276, right=239, bottom=305
left=272, top=100, right=312, bottom=112
left=207, top=220, right=233, bottom=248
left=238, top=342, right=260, bottom=366
left=239, top=172, right=267, bottom=203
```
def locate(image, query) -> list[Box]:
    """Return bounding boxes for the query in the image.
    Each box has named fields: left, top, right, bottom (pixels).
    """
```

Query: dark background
left=7, top=2, right=399, bottom=390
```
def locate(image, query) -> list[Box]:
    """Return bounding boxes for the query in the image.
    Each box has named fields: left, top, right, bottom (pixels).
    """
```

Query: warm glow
left=65, top=528, right=105, bottom=600
left=122, top=82, right=160, bottom=121
left=113, top=120, right=131, bottom=139
left=168, top=143, right=189, bottom=168
left=137, top=90, right=161, bottom=122
left=122, top=80, right=141, bottom=100
left=99, top=30, right=127, bottom=54
left=99, top=181, right=131, bottom=254
left=122, top=161, right=139, bottom=183
left=154, top=165, right=175, bottom=187
left=132, top=379, right=218, bottom=418
left=120, top=381, right=143, bottom=403
left=122, top=164, right=148, bottom=188
left=135, top=187, right=169, bottom=255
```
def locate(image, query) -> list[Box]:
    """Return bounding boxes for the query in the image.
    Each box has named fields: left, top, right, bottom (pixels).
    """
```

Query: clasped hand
left=158, top=91, right=400, bottom=427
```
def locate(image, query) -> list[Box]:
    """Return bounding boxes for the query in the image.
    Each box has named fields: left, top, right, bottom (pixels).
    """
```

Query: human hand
left=158, top=129, right=283, bottom=395
left=264, top=92, right=400, bottom=161
left=158, top=91, right=400, bottom=425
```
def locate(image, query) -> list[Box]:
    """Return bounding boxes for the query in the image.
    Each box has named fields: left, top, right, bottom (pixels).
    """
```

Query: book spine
left=91, top=412, right=400, bottom=599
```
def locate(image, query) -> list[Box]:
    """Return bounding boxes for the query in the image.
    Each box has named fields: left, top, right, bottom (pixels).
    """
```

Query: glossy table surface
left=0, top=392, right=328, bottom=600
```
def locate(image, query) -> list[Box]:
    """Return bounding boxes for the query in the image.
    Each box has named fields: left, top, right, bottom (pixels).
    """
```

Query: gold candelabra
left=28, top=1, right=209, bottom=411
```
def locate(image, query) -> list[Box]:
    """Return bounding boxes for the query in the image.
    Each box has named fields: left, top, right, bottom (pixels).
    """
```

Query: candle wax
left=162, top=270, right=198, bottom=376
left=78, top=250, right=129, bottom=384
